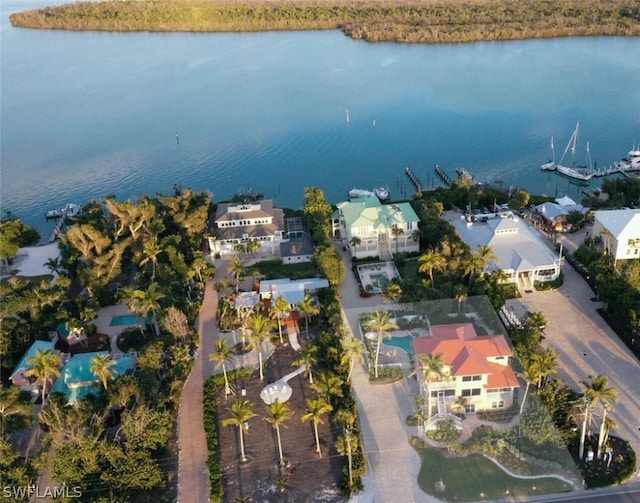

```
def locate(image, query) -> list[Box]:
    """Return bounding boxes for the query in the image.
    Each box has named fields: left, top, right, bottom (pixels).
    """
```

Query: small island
left=10, top=0, right=640, bottom=44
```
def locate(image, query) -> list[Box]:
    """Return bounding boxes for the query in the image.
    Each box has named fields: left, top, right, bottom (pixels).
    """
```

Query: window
left=461, top=388, right=481, bottom=397
left=465, top=404, right=476, bottom=414
left=462, top=375, right=481, bottom=382
left=491, top=401, right=505, bottom=409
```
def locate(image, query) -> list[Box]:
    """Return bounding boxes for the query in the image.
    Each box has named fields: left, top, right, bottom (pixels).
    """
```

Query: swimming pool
left=110, top=314, right=151, bottom=326
left=383, top=334, right=415, bottom=355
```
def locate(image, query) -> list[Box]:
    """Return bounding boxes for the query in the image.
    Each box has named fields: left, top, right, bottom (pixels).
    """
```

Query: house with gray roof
left=534, top=196, right=588, bottom=233
left=331, top=197, right=420, bottom=259
left=451, top=214, right=561, bottom=291
left=208, top=199, right=286, bottom=256
left=593, top=209, right=640, bottom=262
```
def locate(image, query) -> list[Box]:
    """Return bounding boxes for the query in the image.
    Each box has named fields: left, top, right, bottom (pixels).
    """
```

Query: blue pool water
left=110, top=314, right=151, bottom=326
left=383, top=334, right=415, bottom=355
left=50, top=352, right=137, bottom=403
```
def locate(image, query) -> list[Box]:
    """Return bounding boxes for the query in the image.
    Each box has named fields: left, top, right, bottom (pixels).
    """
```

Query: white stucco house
left=451, top=213, right=561, bottom=290
left=331, top=197, right=420, bottom=259
left=593, top=209, right=640, bottom=262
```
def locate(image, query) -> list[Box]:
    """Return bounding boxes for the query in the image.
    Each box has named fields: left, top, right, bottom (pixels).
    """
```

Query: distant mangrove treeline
left=10, top=0, right=640, bottom=43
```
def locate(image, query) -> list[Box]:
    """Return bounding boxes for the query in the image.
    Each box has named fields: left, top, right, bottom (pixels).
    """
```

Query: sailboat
left=548, top=122, right=595, bottom=181
left=541, top=136, right=557, bottom=171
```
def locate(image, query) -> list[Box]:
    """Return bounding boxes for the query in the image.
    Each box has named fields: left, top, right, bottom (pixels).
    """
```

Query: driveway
left=506, top=266, right=640, bottom=461
left=177, top=259, right=263, bottom=503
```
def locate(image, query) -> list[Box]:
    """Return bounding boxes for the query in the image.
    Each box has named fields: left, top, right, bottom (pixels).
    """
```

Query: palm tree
left=209, top=339, right=237, bottom=397
left=227, top=256, right=246, bottom=293
left=340, top=337, right=366, bottom=382
left=391, top=224, right=404, bottom=254
left=25, top=348, right=61, bottom=404
left=601, top=415, right=618, bottom=452
left=382, top=282, right=402, bottom=305
left=296, top=294, right=319, bottom=334
left=270, top=295, right=290, bottom=344
left=411, top=353, right=449, bottom=420
left=464, top=245, right=498, bottom=290
left=292, top=345, right=318, bottom=384
left=530, top=348, right=559, bottom=389
left=301, top=397, right=332, bottom=457
left=582, top=374, right=618, bottom=459
left=336, top=428, right=359, bottom=489
left=222, top=399, right=257, bottom=463
left=264, top=400, right=294, bottom=466
left=365, top=310, right=399, bottom=379
left=246, top=313, right=276, bottom=380
left=525, top=311, right=547, bottom=333
left=122, top=283, right=165, bottom=336
left=417, top=250, right=446, bottom=289
left=517, top=358, right=541, bottom=429
left=348, top=236, right=361, bottom=256
left=310, top=371, right=343, bottom=404
left=452, top=395, right=467, bottom=417
left=90, top=353, right=117, bottom=390
left=139, top=241, right=162, bottom=281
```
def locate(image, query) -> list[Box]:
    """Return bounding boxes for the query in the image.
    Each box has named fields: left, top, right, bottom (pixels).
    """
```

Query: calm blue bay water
left=2, top=0, right=639, bottom=239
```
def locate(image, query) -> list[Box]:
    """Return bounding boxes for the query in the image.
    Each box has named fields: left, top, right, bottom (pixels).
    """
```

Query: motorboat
left=348, top=188, right=375, bottom=199
left=374, top=186, right=390, bottom=201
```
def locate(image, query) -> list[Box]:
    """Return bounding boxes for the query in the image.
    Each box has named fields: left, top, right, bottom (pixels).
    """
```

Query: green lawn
left=249, top=259, right=317, bottom=280
left=416, top=447, right=573, bottom=501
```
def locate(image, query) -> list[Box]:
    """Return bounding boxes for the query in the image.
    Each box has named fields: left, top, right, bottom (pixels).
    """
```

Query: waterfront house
left=208, top=199, right=286, bottom=257
left=593, top=209, right=640, bottom=262
left=450, top=213, right=561, bottom=290
left=412, top=323, right=519, bottom=428
left=331, top=197, right=420, bottom=259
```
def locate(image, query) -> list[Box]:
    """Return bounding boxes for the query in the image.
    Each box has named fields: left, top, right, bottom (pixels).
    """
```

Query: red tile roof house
left=411, top=323, right=519, bottom=431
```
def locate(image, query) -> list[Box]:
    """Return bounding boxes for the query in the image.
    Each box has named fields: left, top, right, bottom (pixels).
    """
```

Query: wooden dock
left=434, top=164, right=453, bottom=187
left=48, top=204, right=74, bottom=242
left=404, top=166, right=424, bottom=192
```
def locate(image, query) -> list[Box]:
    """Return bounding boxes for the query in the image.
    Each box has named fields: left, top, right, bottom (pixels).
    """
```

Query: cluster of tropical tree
left=10, top=0, right=640, bottom=44
left=0, top=218, right=40, bottom=270
left=508, top=312, right=631, bottom=484
left=582, top=178, right=640, bottom=211
left=572, top=239, right=640, bottom=347
left=1, top=187, right=215, bottom=501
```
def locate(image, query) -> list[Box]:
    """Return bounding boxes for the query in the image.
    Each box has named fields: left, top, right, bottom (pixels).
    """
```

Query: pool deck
left=92, top=303, right=134, bottom=353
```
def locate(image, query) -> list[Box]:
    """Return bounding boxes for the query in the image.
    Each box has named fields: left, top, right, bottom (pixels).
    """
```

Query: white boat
left=45, top=203, right=79, bottom=220
left=550, top=122, right=595, bottom=181
left=348, top=188, right=375, bottom=199
left=374, top=186, right=390, bottom=201
left=617, top=148, right=640, bottom=172
left=541, top=136, right=557, bottom=171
